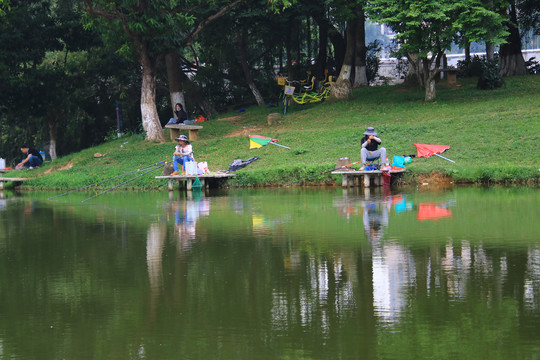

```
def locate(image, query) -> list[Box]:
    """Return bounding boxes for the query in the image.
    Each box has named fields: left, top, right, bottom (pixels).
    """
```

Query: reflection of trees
left=1, top=190, right=540, bottom=359
left=147, top=222, right=167, bottom=322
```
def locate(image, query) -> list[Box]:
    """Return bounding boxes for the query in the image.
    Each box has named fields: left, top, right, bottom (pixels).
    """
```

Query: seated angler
left=15, top=145, right=43, bottom=170
left=360, top=127, right=387, bottom=171
left=171, top=135, right=194, bottom=176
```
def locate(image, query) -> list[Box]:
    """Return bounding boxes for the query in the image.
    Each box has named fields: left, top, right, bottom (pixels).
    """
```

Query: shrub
left=525, top=57, right=540, bottom=74
left=457, top=55, right=485, bottom=77
left=477, top=59, right=504, bottom=90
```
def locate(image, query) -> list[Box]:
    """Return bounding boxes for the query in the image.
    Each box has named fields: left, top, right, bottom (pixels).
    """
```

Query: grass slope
left=16, top=76, right=540, bottom=190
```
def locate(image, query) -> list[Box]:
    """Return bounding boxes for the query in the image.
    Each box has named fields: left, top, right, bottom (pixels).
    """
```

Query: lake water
left=0, top=186, right=539, bottom=360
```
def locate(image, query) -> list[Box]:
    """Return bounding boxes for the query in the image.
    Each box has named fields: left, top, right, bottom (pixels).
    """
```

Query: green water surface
left=0, top=186, right=539, bottom=360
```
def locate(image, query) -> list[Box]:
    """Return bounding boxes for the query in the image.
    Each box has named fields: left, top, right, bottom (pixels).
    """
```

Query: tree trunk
left=165, top=52, right=186, bottom=113
left=465, top=43, right=471, bottom=62
left=329, top=19, right=355, bottom=100
left=422, top=57, right=437, bottom=101
left=311, top=7, right=328, bottom=80
left=285, top=24, right=294, bottom=79
left=316, top=17, right=328, bottom=81
left=329, top=27, right=346, bottom=75
left=311, top=9, right=345, bottom=75
left=237, top=27, right=265, bottom=106
left=404, top=52, right=421, bottom=86
left=499, top=1, right=527, bottom=76
left=485, top=42, right=495, bottom=61
left=139, top=50, right=166, bottom=142
left=306, top=15, right=312, bottom=64
left=353, top=10, right=367, bottom=88
left=485, top=0, right=495, bottom=61
left=47, top=118, right=58, bottom=160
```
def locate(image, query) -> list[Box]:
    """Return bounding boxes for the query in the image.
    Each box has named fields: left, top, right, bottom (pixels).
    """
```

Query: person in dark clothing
left=360, top=127, right=387, bottom=171
left=167, top=103, right=189, bottom=124
left=16, top=145, right=43, bottom=169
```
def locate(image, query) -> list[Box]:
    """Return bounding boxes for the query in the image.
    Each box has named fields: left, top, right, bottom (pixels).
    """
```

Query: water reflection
left=1, top=188, right=539, bottom=359
left=146, top=190, right=211, bottom=316
left=165, top=190, right=210, bottom=248
left=146, top=222, right=166, bottom=317
left=417, top=201, right=454, bottom=221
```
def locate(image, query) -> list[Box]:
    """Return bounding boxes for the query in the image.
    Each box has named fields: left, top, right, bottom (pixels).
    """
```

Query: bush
left=525, top=57, right=540, bottom=74
left=457, top=55, right=485, bottom=77
left=477, top=59, right=504, bottom=90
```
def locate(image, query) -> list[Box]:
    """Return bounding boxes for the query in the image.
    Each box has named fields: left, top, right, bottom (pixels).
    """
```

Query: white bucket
left=0, top=158, right=5, bottom=170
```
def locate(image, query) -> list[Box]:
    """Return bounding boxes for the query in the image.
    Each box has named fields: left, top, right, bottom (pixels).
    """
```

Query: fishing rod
left=81, top=164, right=163, bottom=203
left=48, top=160, right=166, bottom=200
left=274, top=159, right=364, bottom=189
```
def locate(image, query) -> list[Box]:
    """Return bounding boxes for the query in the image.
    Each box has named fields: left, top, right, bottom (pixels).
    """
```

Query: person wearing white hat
left=171, top=135, right=194, bottom=175
left=360, top=127, right=387, bottom=171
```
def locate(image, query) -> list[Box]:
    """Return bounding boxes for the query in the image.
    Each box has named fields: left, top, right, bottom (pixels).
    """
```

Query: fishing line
left=81, top=164, right=163, bottom=203
left=48, top=160, right=166, bottom=200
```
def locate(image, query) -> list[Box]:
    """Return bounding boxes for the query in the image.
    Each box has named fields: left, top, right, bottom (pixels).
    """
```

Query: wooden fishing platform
left=0, top=170, right=26, bottom=190
left=155, top=173, right=235, bottom=191
left=331, top=169, right=406, bottom=187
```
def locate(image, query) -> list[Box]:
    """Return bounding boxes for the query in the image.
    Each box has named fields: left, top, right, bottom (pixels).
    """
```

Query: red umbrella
left=417, top=203, right=452, bottom=221
left=414, top=143, right=455, bottom=163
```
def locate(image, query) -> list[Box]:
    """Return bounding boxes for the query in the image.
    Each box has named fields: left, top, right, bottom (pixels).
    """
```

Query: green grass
left=17, top=75, right=540, bottom=189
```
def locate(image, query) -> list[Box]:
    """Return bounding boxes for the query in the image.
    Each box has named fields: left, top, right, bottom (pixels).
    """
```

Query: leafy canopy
left=367, top=0, right=508, bottom=58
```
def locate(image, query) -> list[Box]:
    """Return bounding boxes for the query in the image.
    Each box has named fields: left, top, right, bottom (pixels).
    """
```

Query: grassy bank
left=12, top=75, right=540, bottom=190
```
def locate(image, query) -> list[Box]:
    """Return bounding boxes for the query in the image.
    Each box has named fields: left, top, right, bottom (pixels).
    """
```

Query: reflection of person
left=360, top=127, right=387, bottom=171
left=167, top=103, right=188, bottom=125
left=171, top=135, right=194, bottom=176
left=363, top=200, right=390, bottom=244
left=16, top=145, right=43, bottom=170
left=173, top=199, right=201, bottom=247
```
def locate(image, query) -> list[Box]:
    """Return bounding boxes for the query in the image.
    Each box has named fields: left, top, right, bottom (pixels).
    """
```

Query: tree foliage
left=367, top=0, right=508, bottom=100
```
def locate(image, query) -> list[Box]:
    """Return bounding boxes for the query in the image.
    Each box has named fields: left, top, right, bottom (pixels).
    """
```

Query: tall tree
left=499, top=0, right=528, bottom=75
left=0, top=0, right=63, bottom=160
left=237, top=25, right=265, bottom=105
left=368, top=0, right=507, bottom=101
left=330, top=17, right=355, bottom=99
left=329, top=2, right=367, bottom=100
left=352, top=8, right=368, bottom=88
left=84, top=0, right=247, bottom=142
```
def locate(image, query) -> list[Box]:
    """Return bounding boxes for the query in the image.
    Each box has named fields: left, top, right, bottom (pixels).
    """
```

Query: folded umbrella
left=249, top=135, right=290, bottom=149
left=414, top=143, right=455, bottom=163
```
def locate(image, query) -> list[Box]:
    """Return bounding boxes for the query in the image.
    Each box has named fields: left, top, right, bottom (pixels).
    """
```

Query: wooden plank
left=0, top=177, right=26, bottom=190
left=164, top=124, right=203, bottom=142
left=331, top=169, right=406, bottom=188
left=156, top=173, right=235, bottom=192
left=155, top=174, right=235, bottom=179
left=331, top=169, right=406, bottom=175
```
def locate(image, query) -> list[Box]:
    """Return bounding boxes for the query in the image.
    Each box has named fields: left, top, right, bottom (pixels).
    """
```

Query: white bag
left=198, top=161, right=210, bottom=174
left=185, top=161, right=198, bottom=175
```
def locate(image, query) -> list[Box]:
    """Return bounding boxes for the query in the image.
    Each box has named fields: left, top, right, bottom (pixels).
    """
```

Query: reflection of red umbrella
left=417, top=203, right=452, bottom=221
left=414, top=143, right=455, bottom=163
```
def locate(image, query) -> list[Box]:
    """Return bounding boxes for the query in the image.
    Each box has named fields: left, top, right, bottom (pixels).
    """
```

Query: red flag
left=414, top=143, right=450, bottom=158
